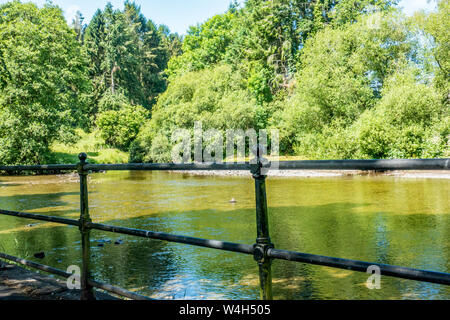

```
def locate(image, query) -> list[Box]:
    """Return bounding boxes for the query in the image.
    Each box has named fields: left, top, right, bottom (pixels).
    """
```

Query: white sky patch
left=65, top=4, right=81, bottom=24
left=399, top=0, right=437, bottom=16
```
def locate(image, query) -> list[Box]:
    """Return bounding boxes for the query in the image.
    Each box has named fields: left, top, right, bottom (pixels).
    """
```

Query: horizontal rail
left=3, top=154, right=449, bottom=300
left=275, top=159, right=450, bottom=171
left=88, top=279, right=154, bottom=300
left=0, top=252, right=72, bottom=279
left=93, top=220, right=450, bottom=286
left=267, top=249, right=450, bottom=286
left=1, top=159, right=448, bottom=173
left=0, top=209, right=80, bottom=227
left=0, top=252, right=152, bottom=300
left=83, top=222, right=450, bottom=286
left=88, top=222, right=255, bottom=255
left=1, top=210, right=449, bottom=287
left=84, top=162, right=253, bottom=171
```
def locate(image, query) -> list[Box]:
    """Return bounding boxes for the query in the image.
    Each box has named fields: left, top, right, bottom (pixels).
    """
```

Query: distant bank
left=170, top=170, right=450, bottom=179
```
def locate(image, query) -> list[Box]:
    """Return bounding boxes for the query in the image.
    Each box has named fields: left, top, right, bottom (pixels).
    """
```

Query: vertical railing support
left=251, top=146, right=273, bottom=300
left=77, top=152, right=95, bottom=300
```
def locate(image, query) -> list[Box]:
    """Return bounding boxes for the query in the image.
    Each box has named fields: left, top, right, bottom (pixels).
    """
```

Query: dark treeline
left=0, top=0, right=448, bottom=165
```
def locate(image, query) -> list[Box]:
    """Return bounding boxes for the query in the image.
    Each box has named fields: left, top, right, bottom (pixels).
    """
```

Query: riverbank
left=0, top=263, right=117, bottom=300
left=1, top=169, right=449, bottom=180
left=171, top=169, right=450, bottom=179
left=49, top=129, right=129, bottom=165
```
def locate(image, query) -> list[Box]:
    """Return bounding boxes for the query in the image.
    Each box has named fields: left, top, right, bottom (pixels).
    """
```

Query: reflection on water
left=0, top=171, right=449, bottom=299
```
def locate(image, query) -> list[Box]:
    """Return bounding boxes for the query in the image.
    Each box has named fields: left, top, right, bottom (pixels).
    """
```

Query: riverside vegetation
left=0, top=0, right=449, bottom=166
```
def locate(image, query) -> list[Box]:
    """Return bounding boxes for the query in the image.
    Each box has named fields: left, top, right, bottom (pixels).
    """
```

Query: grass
left=50, top=130, right=305, bottom=165
left=50, top=129, right=129, bottom=164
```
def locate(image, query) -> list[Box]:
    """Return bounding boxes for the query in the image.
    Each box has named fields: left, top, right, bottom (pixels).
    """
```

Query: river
left=0, top=171, right=449, bottom=299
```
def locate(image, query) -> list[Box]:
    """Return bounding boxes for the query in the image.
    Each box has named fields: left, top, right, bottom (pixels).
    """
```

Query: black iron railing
left=0, top=154, right=449, bottom=300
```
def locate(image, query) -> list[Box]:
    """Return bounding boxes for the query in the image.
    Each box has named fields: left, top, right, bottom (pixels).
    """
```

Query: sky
left=0, top=0, right=438, bottom=35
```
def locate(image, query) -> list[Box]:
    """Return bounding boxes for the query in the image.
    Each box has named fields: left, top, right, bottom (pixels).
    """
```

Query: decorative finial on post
left=78, top=152, right=87, bottom=164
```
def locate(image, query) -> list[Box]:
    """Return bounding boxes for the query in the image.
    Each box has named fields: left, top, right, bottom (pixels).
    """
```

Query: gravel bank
left=170, top=170, right=450, bottom=179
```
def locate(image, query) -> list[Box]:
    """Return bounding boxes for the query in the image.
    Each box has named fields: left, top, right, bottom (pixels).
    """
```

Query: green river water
left=0, top=171, right=449, bottom=299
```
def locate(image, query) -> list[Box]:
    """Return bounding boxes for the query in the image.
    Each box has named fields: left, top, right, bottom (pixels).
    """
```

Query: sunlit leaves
left=0, top=2, right=89, bottom=165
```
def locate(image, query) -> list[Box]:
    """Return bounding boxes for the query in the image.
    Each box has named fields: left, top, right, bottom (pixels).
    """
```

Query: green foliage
left=84, top=1, right=171, bottom=111
left=167, top=0, right=399, bottom=105
left=130, top=65, right=258, bottom=162
left=274, top=12, right=412, bottom=154
left=96, top=103, right=149, bottom=151
left=1, top=0, right=448, bottom=164
left=414, top=0, right=450, bottom=94
left=293, top=123, right=361, bottom=160
left=98, top=91, right=129, bottom=112
left=50, top=129, right=129, bottom=164
left=0, top=1, right=89, bottom=165
left=130, top=1, right=449, bottom=163
left=167, top=12, right=236, bottom=79
left=355, top=67, right=447, bottom=159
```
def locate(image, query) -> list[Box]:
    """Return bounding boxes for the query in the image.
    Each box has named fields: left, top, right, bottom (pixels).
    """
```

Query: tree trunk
left=111, top=63, right=118, bottom=94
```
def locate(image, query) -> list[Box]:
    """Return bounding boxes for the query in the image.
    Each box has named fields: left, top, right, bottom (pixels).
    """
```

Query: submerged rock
left=34, top=252, right=45, bottom=259
left=96, top=239, right=111, bottom=247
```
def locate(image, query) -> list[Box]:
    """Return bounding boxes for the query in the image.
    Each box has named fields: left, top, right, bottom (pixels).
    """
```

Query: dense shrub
left=355, top=68, right=447, bottom=158
left=96, top=104, right=148, bottom=151
left=130, top=65, right=258, bottom=162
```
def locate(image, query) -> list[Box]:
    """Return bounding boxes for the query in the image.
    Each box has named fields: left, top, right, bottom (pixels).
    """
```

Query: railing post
left=77, top=153, right=95, bottom=300
left=251, top=146, right=273, bottom=300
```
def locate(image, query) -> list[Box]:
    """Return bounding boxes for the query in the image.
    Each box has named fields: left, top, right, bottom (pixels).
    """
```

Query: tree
left=83, top=8, right=107, bottom=119
left=273, top=11, right=414, bottom=154
left=158, top=25, right=183, bottom=61
left=71, top=10, right=86, bottom=42
left=0, top=1, right=89, bottom=165
left=84, top=2, right=170, bottom=111
left=130, top=65, right=258, bottom=163
left=238, top=0, right=397, bottom=101
left=167, top=0, right=398, bottom=105
left=356, top=66, right=447, bottom=159
left=414, top=0, right=450, bottom=97
left=167, top=12, right=237, bottom=79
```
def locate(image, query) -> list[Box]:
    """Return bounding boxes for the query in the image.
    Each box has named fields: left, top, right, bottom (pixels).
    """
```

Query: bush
left=355, top=67, right=446, bottom=158
left=271, top=12, right=413, bottom=155
left=98, top=91, right=130, bottom=113
left=130, top=65, right=259, bottom=163
left=96, top=104, right=149, bottom=151
left=421, top=117, right=450, bottom=158
left=293, top=121, right=361, bottom=160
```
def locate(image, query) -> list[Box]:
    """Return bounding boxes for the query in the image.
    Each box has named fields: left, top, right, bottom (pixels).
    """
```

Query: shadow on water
left=0, top=181, right=23, bottom=188
left=0, top=171, right=449, bottom=299
left=1, top=199, right=449, bottom=300
left=0, top=192, right=79, bottom=212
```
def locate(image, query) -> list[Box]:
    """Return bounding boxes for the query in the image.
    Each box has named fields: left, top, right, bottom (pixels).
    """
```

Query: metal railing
left=0, top=153, right=449, bottom=300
